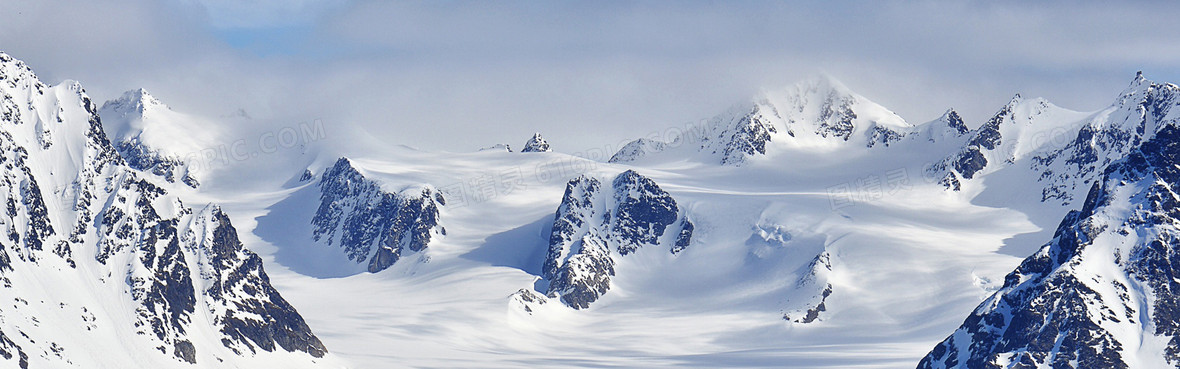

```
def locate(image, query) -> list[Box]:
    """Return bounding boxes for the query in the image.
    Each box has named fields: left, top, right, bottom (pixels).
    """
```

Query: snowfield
left=198, top=137, right=1071, bottom=368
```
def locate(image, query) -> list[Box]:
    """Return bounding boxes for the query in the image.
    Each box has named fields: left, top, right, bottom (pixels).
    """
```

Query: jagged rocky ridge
left=531, top=170, right=693, bottom=309
left=919, top=116, right=1180, bottom=368
left=0, top=52, right=326, bottom=367
left=311, top=157, right=445, bottom=273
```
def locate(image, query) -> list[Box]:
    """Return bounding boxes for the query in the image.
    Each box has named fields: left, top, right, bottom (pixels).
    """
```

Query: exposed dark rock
left=206, top=208, right=327, bottom=358
left=814, top=92, right=858, bottom=141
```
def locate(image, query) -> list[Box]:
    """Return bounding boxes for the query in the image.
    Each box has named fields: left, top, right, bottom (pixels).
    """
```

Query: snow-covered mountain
left=98, top=89, right=232, bottom=189
left=1033, top=73, right=1180, bottom=204
left=610, top=75, right=914, bottom=165
left=919, top=109, right=1180, bottom=368
left=924, top=94, right=1092, bottom=193
left=0, top=52, right=335, bottom=368
left=239, top=74, right=1180, bottom=368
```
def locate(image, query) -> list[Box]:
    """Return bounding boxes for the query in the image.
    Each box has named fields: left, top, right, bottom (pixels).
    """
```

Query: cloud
left=2, top=0, right=1179, bottom=162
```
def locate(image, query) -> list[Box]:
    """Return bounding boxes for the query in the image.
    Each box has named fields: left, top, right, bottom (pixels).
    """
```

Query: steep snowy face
left=521, top=133, right=551, bottom=152
left=1034, top=74, right=1180, bottom=204
left=927, top=95, right=1090, bottom=191
left=99, top=89, right=204, bottom=188
left=311, top=157, right=445, bottom=273
left=611, top=75, right=912, bottom=165
left=538, top=170, right=693, bottom=309
left=0, top=52, right=327, bottom=367
left=920, top=122, right=1180, bottom=369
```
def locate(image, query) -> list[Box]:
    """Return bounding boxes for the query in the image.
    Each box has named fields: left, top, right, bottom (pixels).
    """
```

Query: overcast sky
left=2, top=0, right=1178, bottom=154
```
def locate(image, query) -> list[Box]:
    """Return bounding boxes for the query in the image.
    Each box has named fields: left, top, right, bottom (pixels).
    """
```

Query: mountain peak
left=0, top=51, right=44, bottom=93
left=522, top=132, right=551, bottom=152
left=1118, top=71, right=1168, bottom=98
left=102, top=88, right=168, bottom=118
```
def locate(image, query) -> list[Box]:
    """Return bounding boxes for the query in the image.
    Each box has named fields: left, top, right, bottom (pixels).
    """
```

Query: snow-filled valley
left=210, top=148, right=1042, bottom=368
left=5, top=46, right=1180, bottom=368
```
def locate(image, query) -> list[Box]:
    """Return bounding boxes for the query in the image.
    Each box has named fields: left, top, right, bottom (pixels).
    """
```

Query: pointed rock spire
left=521, top=132, right=551, bottom=152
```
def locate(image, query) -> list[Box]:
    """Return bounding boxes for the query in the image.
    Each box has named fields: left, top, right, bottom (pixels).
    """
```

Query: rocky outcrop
left=311, top=157, right=445, bottom=273
left=521, top=133, right=551, bottom=152
left=540, top=170, right=693, bottom=309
